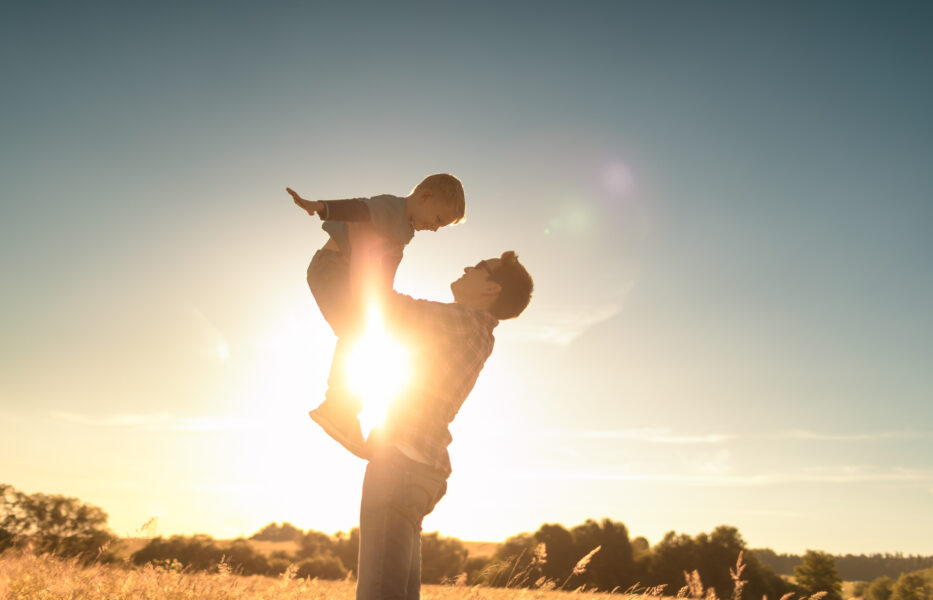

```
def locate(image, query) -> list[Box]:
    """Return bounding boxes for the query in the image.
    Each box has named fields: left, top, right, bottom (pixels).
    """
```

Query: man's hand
left=287, top=187, right=323, bottom=216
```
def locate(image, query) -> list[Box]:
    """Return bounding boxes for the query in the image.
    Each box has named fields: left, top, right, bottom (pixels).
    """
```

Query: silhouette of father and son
left=287, top=174, right=534, bottom=600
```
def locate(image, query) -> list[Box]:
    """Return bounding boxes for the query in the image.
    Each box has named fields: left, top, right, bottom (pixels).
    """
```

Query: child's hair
left=488, top=251, right=534, bottom=320
left=412, top=173, right=466, bottom=224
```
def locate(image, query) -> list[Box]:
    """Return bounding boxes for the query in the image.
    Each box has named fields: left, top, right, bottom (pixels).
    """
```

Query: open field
left=1, top=550, right=874, bottom=600
left=0, top=552, right=646, bottom=600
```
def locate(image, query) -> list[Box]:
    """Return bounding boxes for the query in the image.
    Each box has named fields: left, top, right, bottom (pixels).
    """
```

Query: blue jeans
left=357, top=446, right=447, bottom=600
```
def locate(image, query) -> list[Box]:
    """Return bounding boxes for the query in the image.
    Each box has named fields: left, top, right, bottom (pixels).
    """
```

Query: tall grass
left=0, top=549, right=837, bottom=600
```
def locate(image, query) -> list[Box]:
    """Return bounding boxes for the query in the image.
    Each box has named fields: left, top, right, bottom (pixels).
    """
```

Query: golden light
left=347, top=302, right=410, bottom=436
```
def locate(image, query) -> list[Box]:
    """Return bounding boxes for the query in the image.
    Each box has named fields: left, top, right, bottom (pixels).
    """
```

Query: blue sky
left=1, top=1, right=931, bottom=553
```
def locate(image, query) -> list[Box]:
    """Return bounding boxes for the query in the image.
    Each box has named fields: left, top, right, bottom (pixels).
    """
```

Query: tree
left=853, top=581, right=871, bottom=598
left=648, top=526, right=789, bottom=600
left=534, top=523, right=576, bottom=582
left=223, top=538, right=271, bottom=575
left=421, top=532, right=468, bottom=584
left=694, top=527, right=747, bottom=597
left=795, top=550, right=843, bottom=600
left=295, top=554, right=348, bottom=579
left=297, top=529, right=338, bottom=559
left=483, top=532, right=536, bottom=587
left=132, top=535, right=224, bottom=572
left=334, top=528, right=360, bottom=575
left=650, top=531, right=700, bottom=594
left=465, top=555, right=492, bottom=585
left=250, top=522, right=304, bottom=542
left=694, top=526, right=788, bottom=600
left=868, top=576, right=895, bottom=600
left=0, top=483, right=117, bottom=563
left=569, top=518, right=636, bottom=591
left=891, top=573, right=929, bottom=600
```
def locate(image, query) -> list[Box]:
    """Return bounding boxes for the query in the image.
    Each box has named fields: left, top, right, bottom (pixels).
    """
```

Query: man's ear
left=418, top=189, right=432, bottom=203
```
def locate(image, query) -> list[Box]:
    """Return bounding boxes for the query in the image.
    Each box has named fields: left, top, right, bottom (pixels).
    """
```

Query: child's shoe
left=309, top=401, right=370, bottom=460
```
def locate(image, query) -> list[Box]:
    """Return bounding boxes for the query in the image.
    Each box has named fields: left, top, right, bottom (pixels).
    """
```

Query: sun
left=346, top=302, right=410, bottom=436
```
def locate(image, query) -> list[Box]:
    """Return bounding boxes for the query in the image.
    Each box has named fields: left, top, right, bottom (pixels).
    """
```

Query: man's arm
left=287, top=188, right=371, bottom=221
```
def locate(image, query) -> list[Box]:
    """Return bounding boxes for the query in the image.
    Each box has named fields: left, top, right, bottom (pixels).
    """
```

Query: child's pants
left=307, top=249, right=362, bottom=415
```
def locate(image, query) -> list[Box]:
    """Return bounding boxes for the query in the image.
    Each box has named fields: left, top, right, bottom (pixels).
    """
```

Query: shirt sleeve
left=319, top=199, right=371, bottom=222
left=384, top=293, right=478, bottom=338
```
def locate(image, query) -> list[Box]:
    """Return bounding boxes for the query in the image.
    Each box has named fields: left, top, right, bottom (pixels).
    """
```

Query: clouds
left=48, top=410, right=247, bottom=431
left=581, top=428, right=736, bottom=444
left=519, top=466, right=933, bottom=487
left=574, top=427, right=933, bottom=444
left=781, top=429, right=933, bottom=441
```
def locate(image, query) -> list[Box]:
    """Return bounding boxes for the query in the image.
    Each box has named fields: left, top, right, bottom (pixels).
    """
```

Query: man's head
left=451, top=251, right=534, bottom=319
left=408, top=173, right=466, bottom=232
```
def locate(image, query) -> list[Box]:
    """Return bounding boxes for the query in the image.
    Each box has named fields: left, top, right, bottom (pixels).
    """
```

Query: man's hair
left=412, top=173, right=466, bottom=224
left=488, top=251, right=534, bottom=320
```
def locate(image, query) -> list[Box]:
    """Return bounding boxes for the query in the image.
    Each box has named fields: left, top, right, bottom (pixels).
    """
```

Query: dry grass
left=0, top=549, right=840, bottom=600
left=0, top=551, right=654, bottom=600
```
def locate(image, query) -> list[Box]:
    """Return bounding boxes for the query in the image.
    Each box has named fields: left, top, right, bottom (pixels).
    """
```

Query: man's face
left=411, top=196, right=460, bottom=232
left=451, top=257, right=501, bottom=303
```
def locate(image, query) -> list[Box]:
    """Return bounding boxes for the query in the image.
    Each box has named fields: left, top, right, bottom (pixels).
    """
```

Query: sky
left=1, top=1, right=932, bottom=555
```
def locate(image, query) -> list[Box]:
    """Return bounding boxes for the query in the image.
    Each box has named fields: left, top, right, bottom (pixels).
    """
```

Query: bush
left=869, top=577, right=896, bottom=600
left=796, top=550, right=843, bottom=600
left=132, top=535, right=224, bottom=572
left=892, top=573, right=930, bottom=600
left=250, top=522, right=304, bottom=542
left=295, top=554, right=348, bottom=580
left=421, top=532, right=468, bottom=584
left=0, top=483, right=117, bottom=564
left=222, top=538, right=271, bottom=575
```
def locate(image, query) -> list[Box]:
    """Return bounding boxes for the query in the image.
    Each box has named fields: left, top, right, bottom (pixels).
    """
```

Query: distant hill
left=752, top=549, right=933, bottom=581
left=462, top=541, right=499, bottom=558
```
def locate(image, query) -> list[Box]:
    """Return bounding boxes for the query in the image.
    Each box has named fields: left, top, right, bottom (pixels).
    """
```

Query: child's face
left=411, top=196, right=460, bottom=232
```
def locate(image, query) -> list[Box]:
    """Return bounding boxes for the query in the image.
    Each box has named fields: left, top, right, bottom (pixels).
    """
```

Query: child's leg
left=306, top=246, right=368, bottom=457
left=322, top=335, right=363, bottom=416
left=306, top=248, right=351, bottom=336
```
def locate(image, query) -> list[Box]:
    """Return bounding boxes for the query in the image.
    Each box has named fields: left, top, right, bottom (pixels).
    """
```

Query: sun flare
left=347, top=303, right=410, bottom=436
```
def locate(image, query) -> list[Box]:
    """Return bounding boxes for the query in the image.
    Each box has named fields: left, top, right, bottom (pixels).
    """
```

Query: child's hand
left=287, top=187, right=322, bottom=216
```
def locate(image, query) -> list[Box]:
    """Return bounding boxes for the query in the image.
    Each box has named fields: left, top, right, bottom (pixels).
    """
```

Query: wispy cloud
left=581, top=428, right=736, bottom=444
left=520, top=467, right=933, bottom=486
left=742, top=509, right=807, bottom=518
left=779, top=429, right=932, bottom=441
left=48, top=410, right=247, bottom=431
left=572, top=428, right=932, bottom=444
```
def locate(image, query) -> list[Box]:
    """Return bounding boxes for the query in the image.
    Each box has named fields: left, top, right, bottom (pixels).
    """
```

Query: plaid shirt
left=371, top=292, right=499, bottom=478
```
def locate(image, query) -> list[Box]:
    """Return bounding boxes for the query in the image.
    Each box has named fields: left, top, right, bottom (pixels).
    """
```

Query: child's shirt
left=320, top=194, right=414, bottom=255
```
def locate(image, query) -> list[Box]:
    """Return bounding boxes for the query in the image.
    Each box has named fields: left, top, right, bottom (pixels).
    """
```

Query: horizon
left=2, top=1, right=931, bottom=556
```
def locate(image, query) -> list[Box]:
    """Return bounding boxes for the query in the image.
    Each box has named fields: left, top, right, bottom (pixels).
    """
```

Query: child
left=287, top=174, right=465, bottom=459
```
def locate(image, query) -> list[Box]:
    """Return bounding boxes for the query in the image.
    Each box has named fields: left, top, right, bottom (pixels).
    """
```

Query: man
left=347, top=224, right=534, bottom=600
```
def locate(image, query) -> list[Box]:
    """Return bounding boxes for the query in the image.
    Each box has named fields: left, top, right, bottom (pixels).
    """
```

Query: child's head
left=408, top=173, right=466, bottom=232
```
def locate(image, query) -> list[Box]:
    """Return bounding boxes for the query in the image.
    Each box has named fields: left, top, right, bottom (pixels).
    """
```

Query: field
left=0, top=552, right=642, bottom=600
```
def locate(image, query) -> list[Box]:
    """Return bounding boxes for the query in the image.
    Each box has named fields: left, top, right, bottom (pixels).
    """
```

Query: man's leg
left=356, top=449, right=446, bottom=600
left=357, top=452, right=419, bottom=600
left=405, top=531, right=422, bottom=600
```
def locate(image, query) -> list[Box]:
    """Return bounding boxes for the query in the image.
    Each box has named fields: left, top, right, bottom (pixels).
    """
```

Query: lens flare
left=346, top=303, right=410, bottom=436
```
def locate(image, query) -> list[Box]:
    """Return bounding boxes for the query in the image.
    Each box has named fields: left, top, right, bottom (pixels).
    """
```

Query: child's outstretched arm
left=287, top=187, right=372, bottom=221
left=287, top=187, right=325, bottom=216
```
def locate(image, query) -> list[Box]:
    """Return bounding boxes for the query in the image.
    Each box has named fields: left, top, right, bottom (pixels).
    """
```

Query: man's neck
left=404, top=193, right=417, bottom=219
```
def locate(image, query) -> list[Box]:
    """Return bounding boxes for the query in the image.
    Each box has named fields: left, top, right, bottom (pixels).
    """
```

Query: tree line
left=754, top=549, right=933, bottom=581
left=3, top=482, right=932, bottom=600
